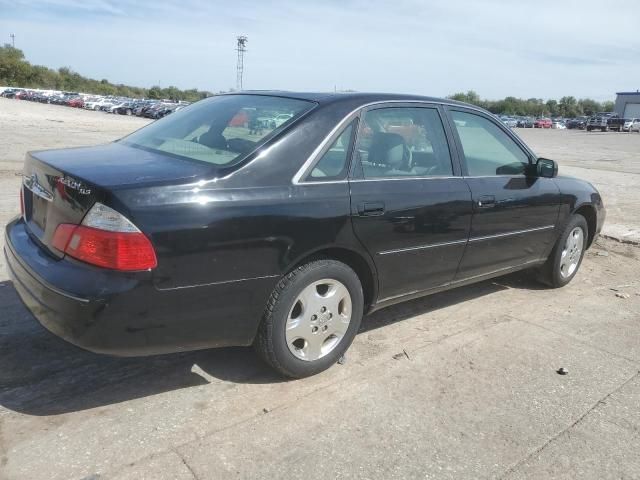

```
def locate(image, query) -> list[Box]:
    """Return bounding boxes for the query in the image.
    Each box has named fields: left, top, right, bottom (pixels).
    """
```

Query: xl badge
left=57, top=176, right=92, bottom=195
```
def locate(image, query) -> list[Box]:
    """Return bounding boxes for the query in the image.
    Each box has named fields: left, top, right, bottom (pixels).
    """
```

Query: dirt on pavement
left=0, top=98, right=639, bottom=480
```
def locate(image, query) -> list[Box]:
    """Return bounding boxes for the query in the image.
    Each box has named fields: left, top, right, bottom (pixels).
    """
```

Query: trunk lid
left=22, top=142, right=212, bottom=257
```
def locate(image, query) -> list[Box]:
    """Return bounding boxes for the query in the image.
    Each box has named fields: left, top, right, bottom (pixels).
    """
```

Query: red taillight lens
left=19, top=187, right=24, bottom=217
left=51, top=223, right=76, bottom=251
left=52, top=224, right=157, bottom=271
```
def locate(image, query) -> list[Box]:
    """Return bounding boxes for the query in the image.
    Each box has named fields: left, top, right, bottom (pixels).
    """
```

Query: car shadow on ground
left=0, top=271, right=544, bottom=416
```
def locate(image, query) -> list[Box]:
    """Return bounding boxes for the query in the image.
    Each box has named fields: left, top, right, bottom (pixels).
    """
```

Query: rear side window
left=121, top=95, right=314, bottom=167
left=308, top=122, right=355, bottom=180
left=451, top=111, right=529, bottom=176
left=355, top=107, right=453, bottom=178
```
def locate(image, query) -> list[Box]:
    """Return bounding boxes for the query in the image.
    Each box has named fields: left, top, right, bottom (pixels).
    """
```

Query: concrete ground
left=518, top=128, right=640, bottom=244
left=0, top=98, right=639, bottom=479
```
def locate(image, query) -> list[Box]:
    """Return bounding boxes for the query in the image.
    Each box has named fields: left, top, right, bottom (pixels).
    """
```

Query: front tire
left=537, top=215, right=588, bottom=288
left=254, top=259, right=364, bottom=378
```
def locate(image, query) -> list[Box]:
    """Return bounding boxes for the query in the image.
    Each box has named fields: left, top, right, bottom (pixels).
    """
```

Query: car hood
left=29, top=142, right=214, bottom=189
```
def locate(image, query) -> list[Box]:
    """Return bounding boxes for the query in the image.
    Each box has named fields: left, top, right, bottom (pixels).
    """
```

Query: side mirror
left=536, top=157, right=558, bottom=178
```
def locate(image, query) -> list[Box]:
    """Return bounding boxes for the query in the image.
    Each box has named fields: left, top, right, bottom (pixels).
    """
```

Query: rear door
left=349, top=104, right=472, bottom=302
left=445, top=107, right=561, bottom=280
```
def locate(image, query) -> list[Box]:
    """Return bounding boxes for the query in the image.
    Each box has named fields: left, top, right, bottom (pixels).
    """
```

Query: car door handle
left=476, top=195, right=496, bottom=209
left=358, top=202, right=385, bottom=216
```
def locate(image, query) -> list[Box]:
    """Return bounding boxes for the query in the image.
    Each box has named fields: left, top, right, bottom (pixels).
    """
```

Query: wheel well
left=574, top=205, right=597, bottom=248
left=293, top=248, right=377, bottom=310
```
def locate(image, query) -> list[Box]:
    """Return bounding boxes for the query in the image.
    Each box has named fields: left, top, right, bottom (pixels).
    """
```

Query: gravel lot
left=1, top=98, right=639, bottom=479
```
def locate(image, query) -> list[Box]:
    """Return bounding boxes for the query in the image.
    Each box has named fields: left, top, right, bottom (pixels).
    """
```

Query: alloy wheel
left=559, top=227, right=584, bottom=278
left=285, top=279, right=352, bottom=361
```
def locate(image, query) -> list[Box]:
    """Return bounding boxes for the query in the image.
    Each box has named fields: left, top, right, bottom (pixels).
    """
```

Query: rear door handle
left=476, top=195, right=496, bottom=209
left=358, top=201, right=385, bottom=216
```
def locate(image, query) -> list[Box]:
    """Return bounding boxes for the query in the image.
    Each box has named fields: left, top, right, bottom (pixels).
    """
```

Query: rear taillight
left=52, top=202, right=157, bottom=271
left=19, top=187, right=24, bottom=217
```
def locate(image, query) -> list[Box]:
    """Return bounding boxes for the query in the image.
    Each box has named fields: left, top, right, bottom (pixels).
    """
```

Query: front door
left=349, top=105, right=473, bottom=302
left=446, top=108, right=561, bottom=280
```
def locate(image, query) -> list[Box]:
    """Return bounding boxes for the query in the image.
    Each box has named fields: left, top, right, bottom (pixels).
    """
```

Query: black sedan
left=5, top=92, right=605, bottom=378
left=566, top=117, right=588, bottom=130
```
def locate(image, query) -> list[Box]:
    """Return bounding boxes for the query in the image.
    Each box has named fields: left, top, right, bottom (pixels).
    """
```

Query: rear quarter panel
left=116, top=182, right=360, bottom=291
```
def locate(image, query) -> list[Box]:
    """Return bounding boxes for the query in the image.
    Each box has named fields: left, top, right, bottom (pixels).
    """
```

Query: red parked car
left=534, top=118, right=552, bottom=128
left=67, top=96, right=85, bottom=108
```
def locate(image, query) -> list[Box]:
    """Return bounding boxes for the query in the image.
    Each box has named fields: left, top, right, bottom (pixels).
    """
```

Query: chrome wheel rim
left=560, top=227, right=584, bottom=278
left=285, top=279, right=352, bottom=362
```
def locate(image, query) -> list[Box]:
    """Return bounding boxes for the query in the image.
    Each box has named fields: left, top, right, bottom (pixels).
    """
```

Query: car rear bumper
left=5, top=217, right=275, bottom=356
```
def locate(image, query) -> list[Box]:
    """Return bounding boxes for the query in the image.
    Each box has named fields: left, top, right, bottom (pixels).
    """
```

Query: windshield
left=121, top=94, right=315, bottom=166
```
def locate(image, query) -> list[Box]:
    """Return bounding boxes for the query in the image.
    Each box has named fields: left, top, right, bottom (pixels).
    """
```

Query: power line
left=236, top=35, right=248, bottom=91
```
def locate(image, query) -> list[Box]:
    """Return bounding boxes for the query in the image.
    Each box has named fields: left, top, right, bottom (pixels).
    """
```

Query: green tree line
left=0, top=45, right=210, bottom=102
left=1, top=45, right=615, bottom=114
left=448, top=90, right=614, bottom=117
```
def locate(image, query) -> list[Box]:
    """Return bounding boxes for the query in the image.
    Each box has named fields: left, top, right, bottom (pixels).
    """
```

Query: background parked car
left=534, top=118, right=552, bottom=128
left=272, top=113, right=294, bottom=127
left=499, top=116, right=518, bottom=128
left=517, top=117, right=534, bottom=128
left=144, top=102, right=184, bottom=119
left=85, top=97, right=111, bottom=110
left=0, top=88, right=20, bottom=98
left=586, top=113, right=615, bottom=132
left=622, top=118, right=638, bottom=132
left=566, top=117, right=588, bottom=129
left=67, top=96, right=84, bottom=108
left=110, top=102, right=134, bottom=115
left=607, top=116, right=626, bottom=132
left=0, top=87, right=192, bottom=122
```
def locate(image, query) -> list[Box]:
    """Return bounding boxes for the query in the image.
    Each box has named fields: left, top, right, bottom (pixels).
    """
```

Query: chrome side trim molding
left=468, top=225, right=555, bottom=243
left=378, top=239, right=467, bottom=256
left=378, top=289, right=421, bottom=303
left=377, top=225, right=555, bottom=256
left=350, top=176, right=460, bottom=183
left=291, top=108, right=362, bottom=185
left=156, top=274, right=280, bottom=291
left=295, top=179, right=349, bottom=186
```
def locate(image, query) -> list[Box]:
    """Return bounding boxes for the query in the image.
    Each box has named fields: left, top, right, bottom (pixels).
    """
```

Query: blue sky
left=1, top=0, right=638, bottom=100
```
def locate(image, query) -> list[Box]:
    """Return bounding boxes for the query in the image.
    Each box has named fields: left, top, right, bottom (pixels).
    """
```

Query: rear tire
left=254, top=259, right=364, bottom=378
left=536, top=215, right=588, bottom=288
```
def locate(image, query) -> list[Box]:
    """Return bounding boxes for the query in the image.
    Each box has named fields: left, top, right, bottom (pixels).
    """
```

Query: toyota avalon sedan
left=4, top=92, right=605, bottom=378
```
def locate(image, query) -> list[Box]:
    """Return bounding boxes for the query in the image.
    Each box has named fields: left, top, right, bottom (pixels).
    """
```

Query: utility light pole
left=10, top=33, right=15, bottom=48
left=236, top=35, right=248, bottom=91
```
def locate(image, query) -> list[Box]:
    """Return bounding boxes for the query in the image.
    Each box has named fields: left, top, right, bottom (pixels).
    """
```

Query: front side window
left=355, top=107, right=453, bottom=178
left=451, top=111, right=530, bottom=176
left=308, top=122, right=355, bottom=180
left=121, top=95, right=314, bottom=167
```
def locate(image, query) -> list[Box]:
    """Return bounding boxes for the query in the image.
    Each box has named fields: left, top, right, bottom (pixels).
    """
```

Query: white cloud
left=1, top=0, right=638, bottom=99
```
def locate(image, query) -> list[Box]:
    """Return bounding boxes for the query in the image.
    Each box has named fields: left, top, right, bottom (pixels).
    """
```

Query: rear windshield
left=121, top=95, right=314, bottom=166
